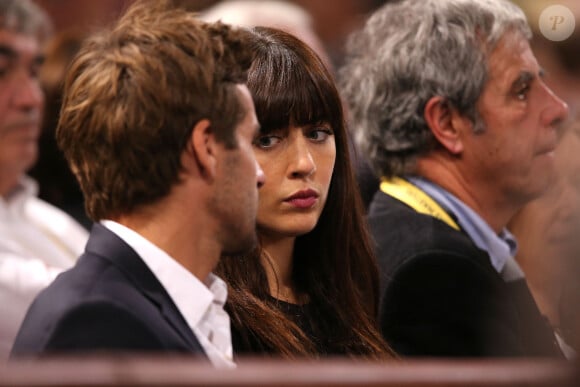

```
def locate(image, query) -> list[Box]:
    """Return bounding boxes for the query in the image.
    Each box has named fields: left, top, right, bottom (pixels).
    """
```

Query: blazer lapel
left=503, top=279, right=563, bottom=357
left=84, top=223, right=205, bottom=354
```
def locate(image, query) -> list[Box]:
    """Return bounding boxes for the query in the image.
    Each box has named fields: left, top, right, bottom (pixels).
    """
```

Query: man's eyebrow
left=0, top=45, right=44, bottom=65
left=511, top=70, right=534, bottom=89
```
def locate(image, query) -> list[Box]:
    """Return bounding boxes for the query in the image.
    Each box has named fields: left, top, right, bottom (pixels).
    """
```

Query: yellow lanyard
left=379, top=177, right=460, bottom=231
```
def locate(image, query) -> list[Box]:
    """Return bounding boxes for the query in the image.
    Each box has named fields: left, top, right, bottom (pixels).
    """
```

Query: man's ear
left=424, top=96, right=467, bottom=155
left=187, top=119, right=218, bottom=180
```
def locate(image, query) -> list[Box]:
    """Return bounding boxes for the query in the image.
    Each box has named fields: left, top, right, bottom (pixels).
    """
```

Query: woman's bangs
left=254, top=65, right=335, bottom=131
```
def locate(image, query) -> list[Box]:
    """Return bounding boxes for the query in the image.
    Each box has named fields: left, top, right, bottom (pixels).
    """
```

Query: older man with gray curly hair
left=341, top=0, right=568, bottom=357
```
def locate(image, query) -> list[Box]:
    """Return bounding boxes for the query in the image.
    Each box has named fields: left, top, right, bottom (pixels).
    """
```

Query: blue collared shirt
left=407, top=176, right=519, bottom=276
left=407, top=177, right=571, bottom=356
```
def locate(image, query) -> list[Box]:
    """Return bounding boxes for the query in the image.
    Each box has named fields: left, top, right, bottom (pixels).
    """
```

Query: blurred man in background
left=0, top=0, right=88, bottom=358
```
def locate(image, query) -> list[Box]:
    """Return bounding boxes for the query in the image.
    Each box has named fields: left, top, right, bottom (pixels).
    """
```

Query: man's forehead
left=486, top=33, right=536, bottom=82
left=0, top=28, right=41, bottom=57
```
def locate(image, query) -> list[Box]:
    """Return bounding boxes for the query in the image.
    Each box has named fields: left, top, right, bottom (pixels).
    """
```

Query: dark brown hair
left=216, top=26, right=394, bottom=359
left=56, top=0, right=254, bottom=221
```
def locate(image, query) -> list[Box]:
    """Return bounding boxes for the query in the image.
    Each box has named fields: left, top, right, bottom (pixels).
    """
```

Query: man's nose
left=12, top=72, right=44, bottom=110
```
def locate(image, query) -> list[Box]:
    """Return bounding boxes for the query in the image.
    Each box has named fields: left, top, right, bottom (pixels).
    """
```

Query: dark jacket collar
left=85, top=223, right=205, bottom=354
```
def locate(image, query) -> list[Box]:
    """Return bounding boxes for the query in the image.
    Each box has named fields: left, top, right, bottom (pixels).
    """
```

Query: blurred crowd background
left=32, top=0, right=387, bottom=68
left=27, top=0, right=580, bottom=351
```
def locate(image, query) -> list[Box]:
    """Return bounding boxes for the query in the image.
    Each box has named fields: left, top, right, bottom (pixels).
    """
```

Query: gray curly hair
left=340, top=0, right=531, bottom=178
left=0, top=0, right=52, bottom=42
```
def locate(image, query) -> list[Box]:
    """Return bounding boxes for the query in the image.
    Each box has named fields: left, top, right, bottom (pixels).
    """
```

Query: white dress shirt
left=101, top=220, right=235, bottom=368
left=0, top=176, right=88, bottom=358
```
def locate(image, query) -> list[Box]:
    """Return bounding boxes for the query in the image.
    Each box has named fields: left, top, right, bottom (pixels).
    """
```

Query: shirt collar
left=101, top=220, right=234, bottom=367
left=0, top=175, right=38, bottom=218
left=100, top=220, right=222, bottom=328
left=408, top=176, right=518, bottom=274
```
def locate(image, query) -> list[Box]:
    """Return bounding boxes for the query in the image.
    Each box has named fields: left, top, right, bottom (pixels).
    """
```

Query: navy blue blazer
left=11, top=223, right=206, bottom=358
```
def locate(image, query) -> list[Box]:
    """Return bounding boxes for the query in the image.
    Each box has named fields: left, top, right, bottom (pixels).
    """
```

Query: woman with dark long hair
left=217, top=26, right=394, bottom=359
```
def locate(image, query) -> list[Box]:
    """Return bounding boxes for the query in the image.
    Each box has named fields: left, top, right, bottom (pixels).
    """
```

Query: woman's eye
left=307, top=128, right=333, bottom=142
left=253, top=135, right=281, bottom=149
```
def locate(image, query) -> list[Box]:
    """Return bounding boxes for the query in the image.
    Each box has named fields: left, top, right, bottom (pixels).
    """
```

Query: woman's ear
left=424, top=96, right=467, bottom=155
left=187, top=119, right=218, bottom=180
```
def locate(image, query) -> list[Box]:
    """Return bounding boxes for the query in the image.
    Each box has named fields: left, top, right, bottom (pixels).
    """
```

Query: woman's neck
left=260, top=235, right=304, bottom=304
